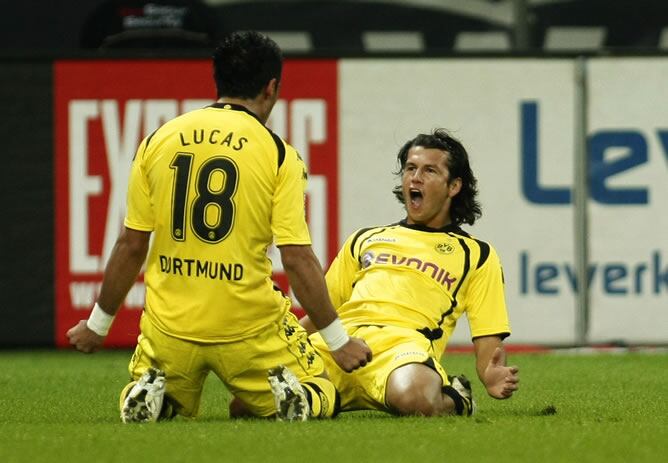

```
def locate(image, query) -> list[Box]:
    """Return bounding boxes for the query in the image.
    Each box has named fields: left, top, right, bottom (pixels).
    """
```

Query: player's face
left=402, top=146, right=461, bottom=228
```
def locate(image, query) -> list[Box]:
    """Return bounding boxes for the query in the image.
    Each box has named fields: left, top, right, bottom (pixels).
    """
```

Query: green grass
left=0, top=350, right=666, bottom=462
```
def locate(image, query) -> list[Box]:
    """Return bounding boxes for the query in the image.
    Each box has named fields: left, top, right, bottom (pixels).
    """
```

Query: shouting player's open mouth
left=408, top=188, right=423, bottom=209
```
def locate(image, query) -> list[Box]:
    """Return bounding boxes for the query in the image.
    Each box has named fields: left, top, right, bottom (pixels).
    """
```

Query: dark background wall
left=0, top=0, right=506, bottom=54
left=4, top=0, right=666, bottom=54
left=0, top=61, right=53, bottom=346
left=0, top=1, right=105, bottom=51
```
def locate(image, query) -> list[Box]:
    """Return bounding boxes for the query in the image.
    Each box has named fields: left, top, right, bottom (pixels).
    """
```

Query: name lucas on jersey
left=159, top=255, right=243, bottom=281
left=179, top=130, right=248, bottom=150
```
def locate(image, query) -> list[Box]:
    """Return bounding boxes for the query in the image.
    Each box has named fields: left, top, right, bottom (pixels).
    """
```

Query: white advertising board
left=339, top=58, right=667, bottom=345
left=587, top=58, right=668, bottom=344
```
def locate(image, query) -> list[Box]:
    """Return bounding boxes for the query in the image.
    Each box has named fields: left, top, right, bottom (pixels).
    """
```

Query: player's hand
left=484, top=347, right=519, bottom=399
left=66, top=320, right=105, bottom=354
left=330, top=337, right=372, bottom=373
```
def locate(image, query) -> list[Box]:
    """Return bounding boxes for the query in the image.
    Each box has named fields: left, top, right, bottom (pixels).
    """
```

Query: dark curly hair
left=392, top=129, right=482, bottom=226
left=213, top=31, right=282, bottom=99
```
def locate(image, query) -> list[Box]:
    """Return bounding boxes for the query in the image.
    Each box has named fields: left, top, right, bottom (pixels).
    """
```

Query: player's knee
left=387, top=382, right=443, bottom=416
left=386, top=363, right=447, bottom=416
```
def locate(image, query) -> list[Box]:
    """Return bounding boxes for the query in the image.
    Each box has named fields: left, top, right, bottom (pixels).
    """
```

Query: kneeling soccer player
left=302, top=129, right=519, bottom=416
left=66, top=30, right=371, bottom=423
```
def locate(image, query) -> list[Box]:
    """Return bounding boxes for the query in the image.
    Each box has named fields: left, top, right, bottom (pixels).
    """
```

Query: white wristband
left=319, top=318, right=350, bottom=351
left=86, top=303, right=115, bottom=336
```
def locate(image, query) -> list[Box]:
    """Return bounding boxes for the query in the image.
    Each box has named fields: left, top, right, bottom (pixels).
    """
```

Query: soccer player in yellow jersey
left=303, top=129, right=520, bottom=416
left=66, top=31, right=371, bottom=423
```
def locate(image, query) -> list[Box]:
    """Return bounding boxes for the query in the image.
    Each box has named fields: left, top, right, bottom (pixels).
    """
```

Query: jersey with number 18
left=124, top=102, right=309, bottom=343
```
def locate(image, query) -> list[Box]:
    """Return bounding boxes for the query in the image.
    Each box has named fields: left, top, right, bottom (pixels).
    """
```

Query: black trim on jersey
left=136, top=129, right=158, bottom=160
left=472, top=332, right=511, bottom=341
left=145, top=129, right=157, bottom=150
left=475, top=239, right=490, bottom=269
left=208, top=101, right=263, bottom=123
left=349, top=222, right=409, bottom=260
left=355, top=227, right=388, bottom=262
left=271, top=132, right=286, bottom=169
left=452, top=238, right=471, bottom=303
left=208, top=102, right=286, bottom=171
left=348, top=227, right=377, bottom=259
left=398, top=219, right=465, bottom=235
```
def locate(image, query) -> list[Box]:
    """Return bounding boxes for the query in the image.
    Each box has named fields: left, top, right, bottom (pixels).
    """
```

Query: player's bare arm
left=473, top=335, right=520, bottom=399
left=67, top=227, right=150, bottom=353
left=299, top=314, right=317, bottom=335
left=279, top=244, right=372, bottom=372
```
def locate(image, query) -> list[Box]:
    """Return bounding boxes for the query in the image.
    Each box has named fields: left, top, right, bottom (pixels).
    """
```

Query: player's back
left=125, top=103, right=309, bottom=342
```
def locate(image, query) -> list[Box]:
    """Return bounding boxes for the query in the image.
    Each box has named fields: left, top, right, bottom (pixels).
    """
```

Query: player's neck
left=217, top=97, right=268, bottom=123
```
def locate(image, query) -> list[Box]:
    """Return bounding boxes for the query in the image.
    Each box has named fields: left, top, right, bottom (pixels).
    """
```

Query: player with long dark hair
left=303, top=129, right=519, bottom=416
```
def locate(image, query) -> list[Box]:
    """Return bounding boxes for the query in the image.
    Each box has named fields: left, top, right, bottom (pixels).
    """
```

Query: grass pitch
left=0, top=349, right=666, bottom=463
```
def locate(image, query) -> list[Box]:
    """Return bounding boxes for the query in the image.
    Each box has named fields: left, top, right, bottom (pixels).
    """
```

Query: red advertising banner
left=54, top=59, right=339, bottom=347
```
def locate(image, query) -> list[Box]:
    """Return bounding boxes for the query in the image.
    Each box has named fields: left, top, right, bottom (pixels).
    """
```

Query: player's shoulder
left=276, top=136, right=306, bottom=168
left=166, top=106, right=207, bottom=126
left=452, top=229, right=501, bottom=269
left=256, top=128, right=303, bottom=171
left=344, top=222, right=402, bottom=254
left=142, top=108, right=202, bottom=144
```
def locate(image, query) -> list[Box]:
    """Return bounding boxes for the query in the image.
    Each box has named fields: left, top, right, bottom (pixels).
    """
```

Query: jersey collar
left=208, top=102, right=262, bottom=123
left=398, top=219, right=466, bottom=235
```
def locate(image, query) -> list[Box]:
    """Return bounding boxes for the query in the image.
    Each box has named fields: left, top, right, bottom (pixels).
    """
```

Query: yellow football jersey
left=326, top=221, right=510, bottom=348
left=125, top=103, right=310, bottom=342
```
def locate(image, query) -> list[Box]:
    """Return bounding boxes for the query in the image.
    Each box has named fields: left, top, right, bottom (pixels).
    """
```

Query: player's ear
left=448, top=177, right=462, bottom=198
left=265, top=78, right=279, bottom=99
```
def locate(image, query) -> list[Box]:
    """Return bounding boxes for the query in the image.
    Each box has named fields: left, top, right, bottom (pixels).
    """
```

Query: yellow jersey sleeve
left=464, top=245, right=511, bottom=339
left=272, top=144, right=311, bottom=246
left=124, top=137, right=154, bottom=232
